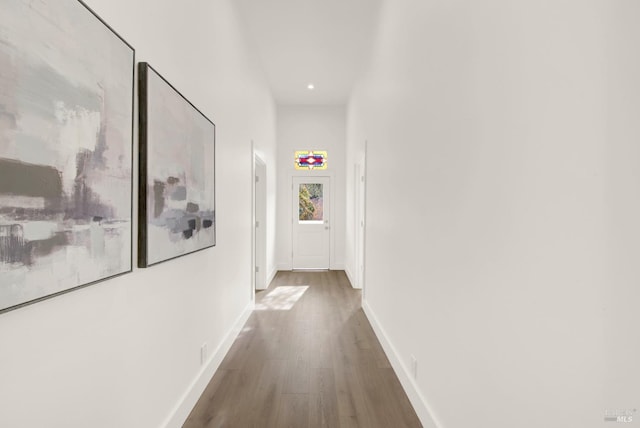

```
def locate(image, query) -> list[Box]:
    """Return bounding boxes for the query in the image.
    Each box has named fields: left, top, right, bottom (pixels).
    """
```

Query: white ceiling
left=235, top=0, right=382, bottom=105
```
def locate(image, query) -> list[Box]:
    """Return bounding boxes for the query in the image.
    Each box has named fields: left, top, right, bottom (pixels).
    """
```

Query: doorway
left=254, top=155, right=267, bottom=290
left=292, top=176, right=331, bottom=269
left=354, top=160, right=366, bottom=290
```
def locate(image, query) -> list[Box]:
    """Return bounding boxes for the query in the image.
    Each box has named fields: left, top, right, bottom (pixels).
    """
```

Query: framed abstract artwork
left=0, top=0, right=135, bottom=313
left=138, top=63, right=216, bottom=267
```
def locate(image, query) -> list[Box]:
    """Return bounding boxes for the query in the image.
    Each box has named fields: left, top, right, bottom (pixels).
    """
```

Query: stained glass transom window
left=295, top=151, right=327, bottom=170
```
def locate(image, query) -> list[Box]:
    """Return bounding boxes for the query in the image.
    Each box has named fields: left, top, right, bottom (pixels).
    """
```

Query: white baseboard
left=267, top=267, right=278, bottom=288
left=362, top=301, right=441, bottom=428
left=276, top=264, right=347, bottom=272
left=344, top=265, right=357, bottom=288
left=162, top=301, right=254, bottom=428
left=276, top=263, right=291, bottom=271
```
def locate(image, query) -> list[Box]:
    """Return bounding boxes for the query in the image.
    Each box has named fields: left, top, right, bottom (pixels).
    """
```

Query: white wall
left=276, top=105, right=346, bottom=271
left=0, top=1, right=276, bottom=427
left=347, top=1, right=640, bottom=427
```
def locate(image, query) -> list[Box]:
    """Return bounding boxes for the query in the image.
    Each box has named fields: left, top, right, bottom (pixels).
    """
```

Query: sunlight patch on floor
left=236, top=325, right=254, bottom=340
left=255, top=286, right=309, bottom=311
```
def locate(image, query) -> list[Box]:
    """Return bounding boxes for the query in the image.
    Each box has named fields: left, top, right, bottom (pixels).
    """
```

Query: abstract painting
left=0, top=0, right=134, bottom=313
left=138, top=63, right=216, bottom=267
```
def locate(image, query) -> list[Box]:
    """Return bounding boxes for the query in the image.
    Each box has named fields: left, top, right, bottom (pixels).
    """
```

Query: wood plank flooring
left=183, top=270, right=422, bottom=428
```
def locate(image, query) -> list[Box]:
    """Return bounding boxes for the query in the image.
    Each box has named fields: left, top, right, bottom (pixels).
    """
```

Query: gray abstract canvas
left=0, top=0, right=134, bottom=312
left=138, top=63, right=215, bottom=267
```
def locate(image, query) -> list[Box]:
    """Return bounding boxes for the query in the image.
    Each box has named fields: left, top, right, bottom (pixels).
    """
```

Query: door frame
left=254, top=153, right=267, bottom=290
left=290, top=171, right=335, bottom=270
left=356, top=143, right=368, bottom=295
left=252, top=143, right=269, bottom=300
left=354, top=157, right=366, bottom=290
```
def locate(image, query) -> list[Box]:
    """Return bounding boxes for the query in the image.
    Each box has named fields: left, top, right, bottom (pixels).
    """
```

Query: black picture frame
left=138, top=63, right=216, bottom=268
left=0, top=0, right=135, bottom=314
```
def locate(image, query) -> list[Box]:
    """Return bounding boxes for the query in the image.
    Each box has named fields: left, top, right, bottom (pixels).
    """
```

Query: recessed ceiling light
left=307, top=83, right=315, bottom=90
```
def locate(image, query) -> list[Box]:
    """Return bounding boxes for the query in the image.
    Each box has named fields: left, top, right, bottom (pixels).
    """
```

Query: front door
left=292, top=176, right=330, bottom=269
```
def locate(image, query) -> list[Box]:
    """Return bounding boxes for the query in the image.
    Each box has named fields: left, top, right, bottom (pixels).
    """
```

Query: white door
left=254, top=156, right=267, bottom=290
left=292, top=176, right=330, bottom=269
left=355, top=162, right=366, bottom=289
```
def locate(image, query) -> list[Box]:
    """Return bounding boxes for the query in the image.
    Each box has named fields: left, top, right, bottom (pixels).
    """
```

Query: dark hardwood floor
left=183, top=270, right=422, bottom=428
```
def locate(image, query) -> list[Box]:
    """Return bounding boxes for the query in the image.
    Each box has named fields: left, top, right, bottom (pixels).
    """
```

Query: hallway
left=183, top=271, right=422, bottom=427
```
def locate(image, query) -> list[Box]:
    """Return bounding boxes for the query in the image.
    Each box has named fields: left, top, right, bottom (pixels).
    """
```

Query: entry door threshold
left=292, top=268, right=330, bottom=272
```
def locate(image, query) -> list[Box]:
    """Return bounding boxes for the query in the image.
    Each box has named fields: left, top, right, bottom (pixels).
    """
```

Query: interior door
left=254, top=156, right=267, bottom=290
left=355, top=161, right=365, bottom=289
left=292, top=176, right=330, bottom=269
